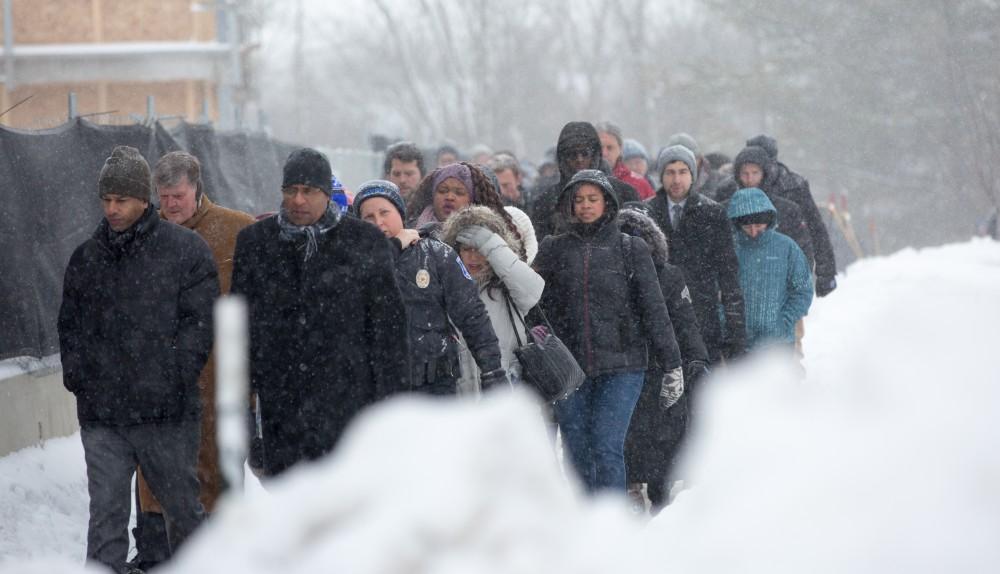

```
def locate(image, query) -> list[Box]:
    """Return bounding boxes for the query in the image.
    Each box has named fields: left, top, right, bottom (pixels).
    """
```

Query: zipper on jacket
left=583, top=242, right=594, bottom=373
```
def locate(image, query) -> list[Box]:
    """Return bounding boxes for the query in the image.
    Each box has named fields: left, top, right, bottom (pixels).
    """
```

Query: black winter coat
left=772, top=162, right=837, bottom=280
left=230, top=215, right=410, bottom=476
left=715, top=162, right=836, bottom=279
left=616, top=207, right=708, bottom=483
left=58, top=205, right=219, bottom=426
left=534, top=220, right=681, bottom=378
left=646, top=190, right=746, bottom=363
left=390, top=236, right=501, bottom=388
left=530, top=122, right=639, bottom=242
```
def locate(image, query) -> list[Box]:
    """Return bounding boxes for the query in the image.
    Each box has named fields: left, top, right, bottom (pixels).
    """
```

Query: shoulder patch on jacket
left=456, top=256, right=473, bottom=281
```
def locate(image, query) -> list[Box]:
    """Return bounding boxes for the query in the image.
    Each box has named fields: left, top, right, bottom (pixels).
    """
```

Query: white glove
left=659, top=366, right=685, bottom=410
left=457, top=225, right=506, bottom=256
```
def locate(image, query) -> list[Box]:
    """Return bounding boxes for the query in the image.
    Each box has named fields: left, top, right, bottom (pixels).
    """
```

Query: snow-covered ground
left=2, top=239, right=999, bottom=573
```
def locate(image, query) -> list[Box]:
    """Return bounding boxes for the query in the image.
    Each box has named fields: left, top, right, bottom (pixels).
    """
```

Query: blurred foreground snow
left=2, top=239, right=999, bottom=573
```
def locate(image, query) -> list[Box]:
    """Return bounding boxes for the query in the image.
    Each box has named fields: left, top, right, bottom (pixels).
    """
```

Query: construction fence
left=0, top=117, right=381, bottom=361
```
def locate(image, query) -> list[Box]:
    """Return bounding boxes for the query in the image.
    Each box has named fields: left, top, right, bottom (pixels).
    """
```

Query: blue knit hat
left=353, top=179, right=406, bottom=219
left=622, top=138, right=649, bottom=162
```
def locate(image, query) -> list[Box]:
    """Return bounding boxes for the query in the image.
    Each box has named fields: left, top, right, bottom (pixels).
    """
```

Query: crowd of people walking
left=57, top=121, right=836, bottom=573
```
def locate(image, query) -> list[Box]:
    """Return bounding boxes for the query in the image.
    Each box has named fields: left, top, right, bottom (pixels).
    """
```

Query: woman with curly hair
left=405, top=162, right=525, bottom=248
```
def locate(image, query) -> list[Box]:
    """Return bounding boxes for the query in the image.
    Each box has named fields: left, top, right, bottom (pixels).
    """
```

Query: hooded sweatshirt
left=530, top=122, right=604, bottom=241
left=726, top=188, right=813, bottom=349
left=534, top=170, right=681, bottom=377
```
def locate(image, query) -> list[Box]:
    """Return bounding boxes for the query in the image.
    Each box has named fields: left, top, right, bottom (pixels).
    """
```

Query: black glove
left=815, top=275, right=837, bottom=297
left=659, top=366, right=685, bottom=410
left=480, top=368, right=510, bottom=391
left=684, top=360, right=710, bottom=385
left=725, top=336, right=747, bottom=361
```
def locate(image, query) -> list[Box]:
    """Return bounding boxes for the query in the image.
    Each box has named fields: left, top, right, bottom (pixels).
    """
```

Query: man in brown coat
left=132, top=151, right=255, bottom=571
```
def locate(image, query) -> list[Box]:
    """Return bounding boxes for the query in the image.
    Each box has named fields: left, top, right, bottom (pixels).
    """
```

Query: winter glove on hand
left=684, top=360, right=710, bottom=385
left=480, top=368, right=511, bottom=391
left=815, top=275, right=837, bottom=297
left=457, top=225, right=506, bottom=256
left=659, top=366, right=685, bottom=410
left=725, top=335, right=748, bottom=361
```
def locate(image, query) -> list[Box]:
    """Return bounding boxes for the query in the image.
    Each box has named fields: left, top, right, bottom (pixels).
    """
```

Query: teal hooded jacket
left=726, top=188, right=813, bottom=348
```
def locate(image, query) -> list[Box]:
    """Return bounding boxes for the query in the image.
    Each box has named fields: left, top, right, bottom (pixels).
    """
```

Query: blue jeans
left=554, top=370, right=645, bottom=492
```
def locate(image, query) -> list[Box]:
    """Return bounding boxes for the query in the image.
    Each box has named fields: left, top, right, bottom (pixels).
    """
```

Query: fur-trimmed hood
left=441, top=205, right=524, bottom=260
left=616, top=206, right=669, bottom=268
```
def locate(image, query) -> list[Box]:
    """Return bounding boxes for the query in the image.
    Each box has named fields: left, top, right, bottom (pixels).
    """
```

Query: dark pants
left=554, top=371, right=645, bottom=492
left=132, top=500, right=169, bottom=569
left=81, top=421, right=204, bottom=574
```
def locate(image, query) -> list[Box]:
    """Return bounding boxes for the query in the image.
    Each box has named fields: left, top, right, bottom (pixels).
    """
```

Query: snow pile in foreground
left=2, top=239, right=1000, bottom=574
left=0, top=434, right=89, bottom=563
left=651, top=238, right=1000, bottom=572
left=170, top=391, right=654, bottom=574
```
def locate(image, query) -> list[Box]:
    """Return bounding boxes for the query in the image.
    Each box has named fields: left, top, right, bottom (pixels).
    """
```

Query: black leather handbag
left=503, top=293, right=585, bottom=403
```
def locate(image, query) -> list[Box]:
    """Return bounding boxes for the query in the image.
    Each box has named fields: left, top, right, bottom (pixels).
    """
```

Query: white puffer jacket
left=442, top=206, right=545, bottom=396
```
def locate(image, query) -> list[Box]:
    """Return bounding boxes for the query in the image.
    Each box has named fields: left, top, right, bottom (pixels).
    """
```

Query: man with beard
left=646, top=145, right=746, bottom=364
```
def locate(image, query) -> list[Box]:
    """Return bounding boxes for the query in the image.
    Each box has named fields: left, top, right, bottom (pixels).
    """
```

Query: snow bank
left=2, top=239, right=999, bottom=573
left=167, top=390, right=652, bottom=574
left=651, top=238, right=1000, bottom=572
left=0, top=434, right=88, bottom=565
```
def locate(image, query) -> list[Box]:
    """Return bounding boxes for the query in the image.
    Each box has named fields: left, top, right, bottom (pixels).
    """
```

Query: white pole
left=215, top=295, right=248, bottom=492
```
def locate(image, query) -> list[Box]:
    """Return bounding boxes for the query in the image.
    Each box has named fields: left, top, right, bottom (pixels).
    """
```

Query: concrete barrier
left=0, top=360, right=79, bottom=457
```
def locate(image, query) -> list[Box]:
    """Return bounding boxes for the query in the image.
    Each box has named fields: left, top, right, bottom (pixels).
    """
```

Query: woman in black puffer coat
left=618, top=204, right=709, bottom=512
left=533, top=169, right=682, bottom=493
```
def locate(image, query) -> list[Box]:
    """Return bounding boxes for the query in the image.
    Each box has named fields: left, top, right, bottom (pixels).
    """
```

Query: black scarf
left=277, top=202, right=341, bottom=262
left=98, top=203, right=157, bottom=259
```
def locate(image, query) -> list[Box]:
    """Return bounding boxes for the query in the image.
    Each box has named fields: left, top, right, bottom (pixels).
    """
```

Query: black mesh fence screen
left=0, top=118, right=296, bottom=360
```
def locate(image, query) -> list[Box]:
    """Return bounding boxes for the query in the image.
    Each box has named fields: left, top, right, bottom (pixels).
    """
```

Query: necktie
left=671, top=204, right=683, bottom=229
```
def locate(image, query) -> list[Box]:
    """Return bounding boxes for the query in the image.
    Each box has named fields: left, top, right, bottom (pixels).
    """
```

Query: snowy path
left=2, top=239, right=999, bottom=573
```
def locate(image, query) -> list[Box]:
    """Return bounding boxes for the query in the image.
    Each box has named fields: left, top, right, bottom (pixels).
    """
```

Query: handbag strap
left=502, top=290, right=526, bottom=348
left=503, top=288, right=560, bottom=345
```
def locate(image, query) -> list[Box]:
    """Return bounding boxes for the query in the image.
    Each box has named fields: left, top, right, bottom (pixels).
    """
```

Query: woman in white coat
left=442, top=205, right=545, bottom=395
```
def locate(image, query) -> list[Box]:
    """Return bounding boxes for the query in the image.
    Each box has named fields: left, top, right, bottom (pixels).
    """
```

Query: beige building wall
left=0, top=0, right=219, bottom=128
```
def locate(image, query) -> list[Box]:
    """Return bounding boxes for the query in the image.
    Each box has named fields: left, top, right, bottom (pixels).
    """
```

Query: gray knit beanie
left=655, top=145, right=698, bottom=182
left=99, top=146, right=151, bottom=201
left=666, top=132, right=700, bottom=157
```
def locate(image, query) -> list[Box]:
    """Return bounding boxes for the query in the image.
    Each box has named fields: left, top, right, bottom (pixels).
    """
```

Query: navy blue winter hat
left=282, top=148, right=332, bottom=194
left=746, top=134, right=778, bottom=160
left=733, top=145, right=773, bottom=184
left=353, top=179, right=406, bottom=219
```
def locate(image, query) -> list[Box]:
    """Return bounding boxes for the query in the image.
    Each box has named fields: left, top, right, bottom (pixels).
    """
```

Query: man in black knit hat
left=231, top=148, right=411, bottom=477
left=58, top=145, right=219, bottom=574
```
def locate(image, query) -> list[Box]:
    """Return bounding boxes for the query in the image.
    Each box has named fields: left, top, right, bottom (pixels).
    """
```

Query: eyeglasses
left=281, top=185, right=325, bottom=197
left=566, top=147, right=593, bottom=160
